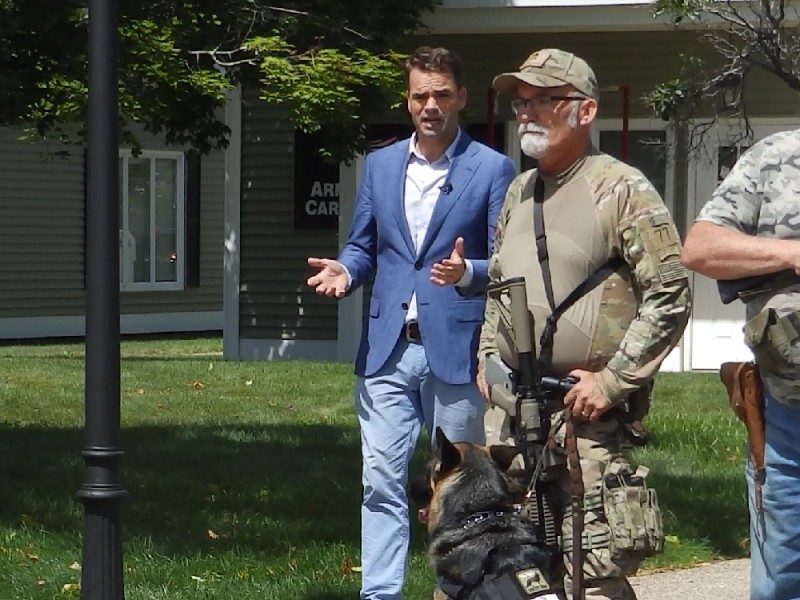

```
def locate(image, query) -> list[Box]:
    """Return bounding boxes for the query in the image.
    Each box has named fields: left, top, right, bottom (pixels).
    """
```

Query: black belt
left=402, top=321, right=421, bottom=342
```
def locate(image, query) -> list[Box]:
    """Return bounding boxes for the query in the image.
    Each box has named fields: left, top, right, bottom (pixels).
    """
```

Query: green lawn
left=0, top=338, right=748, bottom=598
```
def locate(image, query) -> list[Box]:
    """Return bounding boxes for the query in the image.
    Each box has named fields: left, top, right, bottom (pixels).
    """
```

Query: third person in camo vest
left=478, top=48, right=692, bottom=599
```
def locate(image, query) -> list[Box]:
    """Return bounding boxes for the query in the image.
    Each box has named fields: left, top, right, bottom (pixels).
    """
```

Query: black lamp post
left=77, top=0, right=126, bottom=598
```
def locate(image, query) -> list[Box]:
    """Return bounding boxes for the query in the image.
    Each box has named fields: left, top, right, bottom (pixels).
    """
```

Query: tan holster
left=719, top=361, right=766, bottom=511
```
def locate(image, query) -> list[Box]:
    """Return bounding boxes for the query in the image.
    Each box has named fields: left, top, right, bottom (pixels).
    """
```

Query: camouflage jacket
left=697, top=129, right=800, bottom=404
left=479, top=149, right=691, bottom=404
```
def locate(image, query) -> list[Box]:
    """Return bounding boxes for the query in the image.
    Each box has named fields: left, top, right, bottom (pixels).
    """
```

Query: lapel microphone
left=440, top=183, right=453, bottom=194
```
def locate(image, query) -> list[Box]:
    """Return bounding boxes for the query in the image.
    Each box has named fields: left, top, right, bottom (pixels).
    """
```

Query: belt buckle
left=405, top=322, right=420, bottom=342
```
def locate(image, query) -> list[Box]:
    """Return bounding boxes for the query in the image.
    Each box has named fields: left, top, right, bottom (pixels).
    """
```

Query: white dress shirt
left=404, top=131, right=473, bottom=323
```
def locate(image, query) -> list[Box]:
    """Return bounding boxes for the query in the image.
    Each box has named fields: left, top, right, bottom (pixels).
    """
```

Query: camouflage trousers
left=484, top=406, right=640, bottom=600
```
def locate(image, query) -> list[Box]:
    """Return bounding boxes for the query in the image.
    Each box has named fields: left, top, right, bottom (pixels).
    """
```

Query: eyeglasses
left=510, top=95, right=586, bottom=115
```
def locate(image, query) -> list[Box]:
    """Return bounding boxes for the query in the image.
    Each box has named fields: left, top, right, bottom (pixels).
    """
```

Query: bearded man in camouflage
left=683, top=132, right=800, bottom=600
left=478, top=49, right=691, bottom=600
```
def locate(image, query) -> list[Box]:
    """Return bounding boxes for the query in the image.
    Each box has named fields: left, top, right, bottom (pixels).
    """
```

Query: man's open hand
left=307, top=257, right=348, bottom=298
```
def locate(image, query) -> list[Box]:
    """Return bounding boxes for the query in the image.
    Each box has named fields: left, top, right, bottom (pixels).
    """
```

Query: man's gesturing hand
left=430, top=237, right=466, bottom=286
left=307, top=257, right=348, bottom=298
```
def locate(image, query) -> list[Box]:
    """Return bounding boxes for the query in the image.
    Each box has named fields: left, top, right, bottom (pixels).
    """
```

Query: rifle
left=483, top=277, right=575, bottom=475
left=484, top=276, right=582, bottom=598
left=717, top=269, right=799, bottom=304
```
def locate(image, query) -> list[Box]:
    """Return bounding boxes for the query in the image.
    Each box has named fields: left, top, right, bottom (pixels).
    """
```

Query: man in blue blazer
left=307, top=46, right=516, bottom=600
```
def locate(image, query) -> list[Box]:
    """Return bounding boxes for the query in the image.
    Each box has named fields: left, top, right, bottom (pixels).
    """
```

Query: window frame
left=119, top=149, right=186, bottom=293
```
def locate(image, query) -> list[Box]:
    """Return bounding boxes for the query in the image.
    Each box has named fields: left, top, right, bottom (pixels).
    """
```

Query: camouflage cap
left=492, top=49, right=598, bottom=99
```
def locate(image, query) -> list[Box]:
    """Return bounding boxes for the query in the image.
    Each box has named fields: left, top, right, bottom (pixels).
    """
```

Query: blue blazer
left=339, top=133, right=516, bottom=385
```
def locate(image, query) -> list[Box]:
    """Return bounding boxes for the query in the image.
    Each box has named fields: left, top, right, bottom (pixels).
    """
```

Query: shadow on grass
left=0, top=423, right=368, bottom=555
left=0, top=354, right=226, bottom=363
left=650, top=469, right=749, bottom=557
left=0, top=419, right=747, bottom=560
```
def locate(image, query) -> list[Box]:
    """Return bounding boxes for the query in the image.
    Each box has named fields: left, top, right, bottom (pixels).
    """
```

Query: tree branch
left=186, top=48, right=259, bottom=68
left=263, top=4, right=370, bottom=40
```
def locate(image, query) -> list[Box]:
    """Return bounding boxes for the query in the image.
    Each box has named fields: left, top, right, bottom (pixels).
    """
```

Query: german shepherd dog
left=409, top=428, right=562, bottom=600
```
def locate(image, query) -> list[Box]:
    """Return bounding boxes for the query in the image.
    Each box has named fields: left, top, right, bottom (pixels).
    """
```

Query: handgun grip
left=717, top=270, right=798, bottom=304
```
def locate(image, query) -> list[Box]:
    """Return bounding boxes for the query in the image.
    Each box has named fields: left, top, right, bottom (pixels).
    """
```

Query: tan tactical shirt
left=479, top=149, right=691, bottom=404
left=697, top=129, right=800, bottom=405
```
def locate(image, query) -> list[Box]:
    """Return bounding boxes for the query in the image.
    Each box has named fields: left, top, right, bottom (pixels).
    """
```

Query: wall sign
left=294, top=130, right=340, bottom=230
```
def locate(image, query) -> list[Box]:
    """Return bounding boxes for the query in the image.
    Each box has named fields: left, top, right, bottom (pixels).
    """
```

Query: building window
left=599, top=129, right=668, bottom=199
left=505, top=120, right=673, bottom=212
left=717, top=144, right=750, bottom=183
left=119, top=151, right=185, bottom=291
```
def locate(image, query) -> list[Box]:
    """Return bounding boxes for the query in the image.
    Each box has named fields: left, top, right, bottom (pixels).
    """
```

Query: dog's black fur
left=409, top=428, right=559, bottom=599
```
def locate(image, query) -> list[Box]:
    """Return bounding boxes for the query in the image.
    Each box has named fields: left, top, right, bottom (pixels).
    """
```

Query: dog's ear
left=488, top=444, right=522, bottom=472
left=434, top=427, right=462, bottom=475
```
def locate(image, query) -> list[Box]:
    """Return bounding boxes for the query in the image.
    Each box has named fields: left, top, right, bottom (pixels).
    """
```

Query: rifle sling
left=564, top=407, right=584, bottom=600
left=533, top=177, right=557, bottom=322
left=532, top=175, right=626, bottom=370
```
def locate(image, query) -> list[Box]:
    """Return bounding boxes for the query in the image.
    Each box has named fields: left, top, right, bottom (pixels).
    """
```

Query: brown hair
left=403, top=46, right=464, bottom=89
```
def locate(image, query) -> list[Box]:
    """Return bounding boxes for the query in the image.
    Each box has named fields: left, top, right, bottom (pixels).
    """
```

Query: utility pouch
left=602, top=463, right=663, bottom=559
left=743, top=307, right=800, bottom=368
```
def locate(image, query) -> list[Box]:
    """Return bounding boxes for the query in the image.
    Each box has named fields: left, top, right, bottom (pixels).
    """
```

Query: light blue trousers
left=356, top=337, right=484, bottom=600
left=748, top=390, right=800, bottom=600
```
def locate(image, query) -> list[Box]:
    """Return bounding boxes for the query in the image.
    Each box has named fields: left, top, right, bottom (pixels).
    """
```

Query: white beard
left=518, top=123, right=550, bottom=159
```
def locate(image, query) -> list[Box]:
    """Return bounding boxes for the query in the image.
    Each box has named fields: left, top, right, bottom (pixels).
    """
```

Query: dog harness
left=439, top=554, right=556, bottom=600
left=439, top=504, right=558, bottom=600
left=440, top=510, right=557, bottom=600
